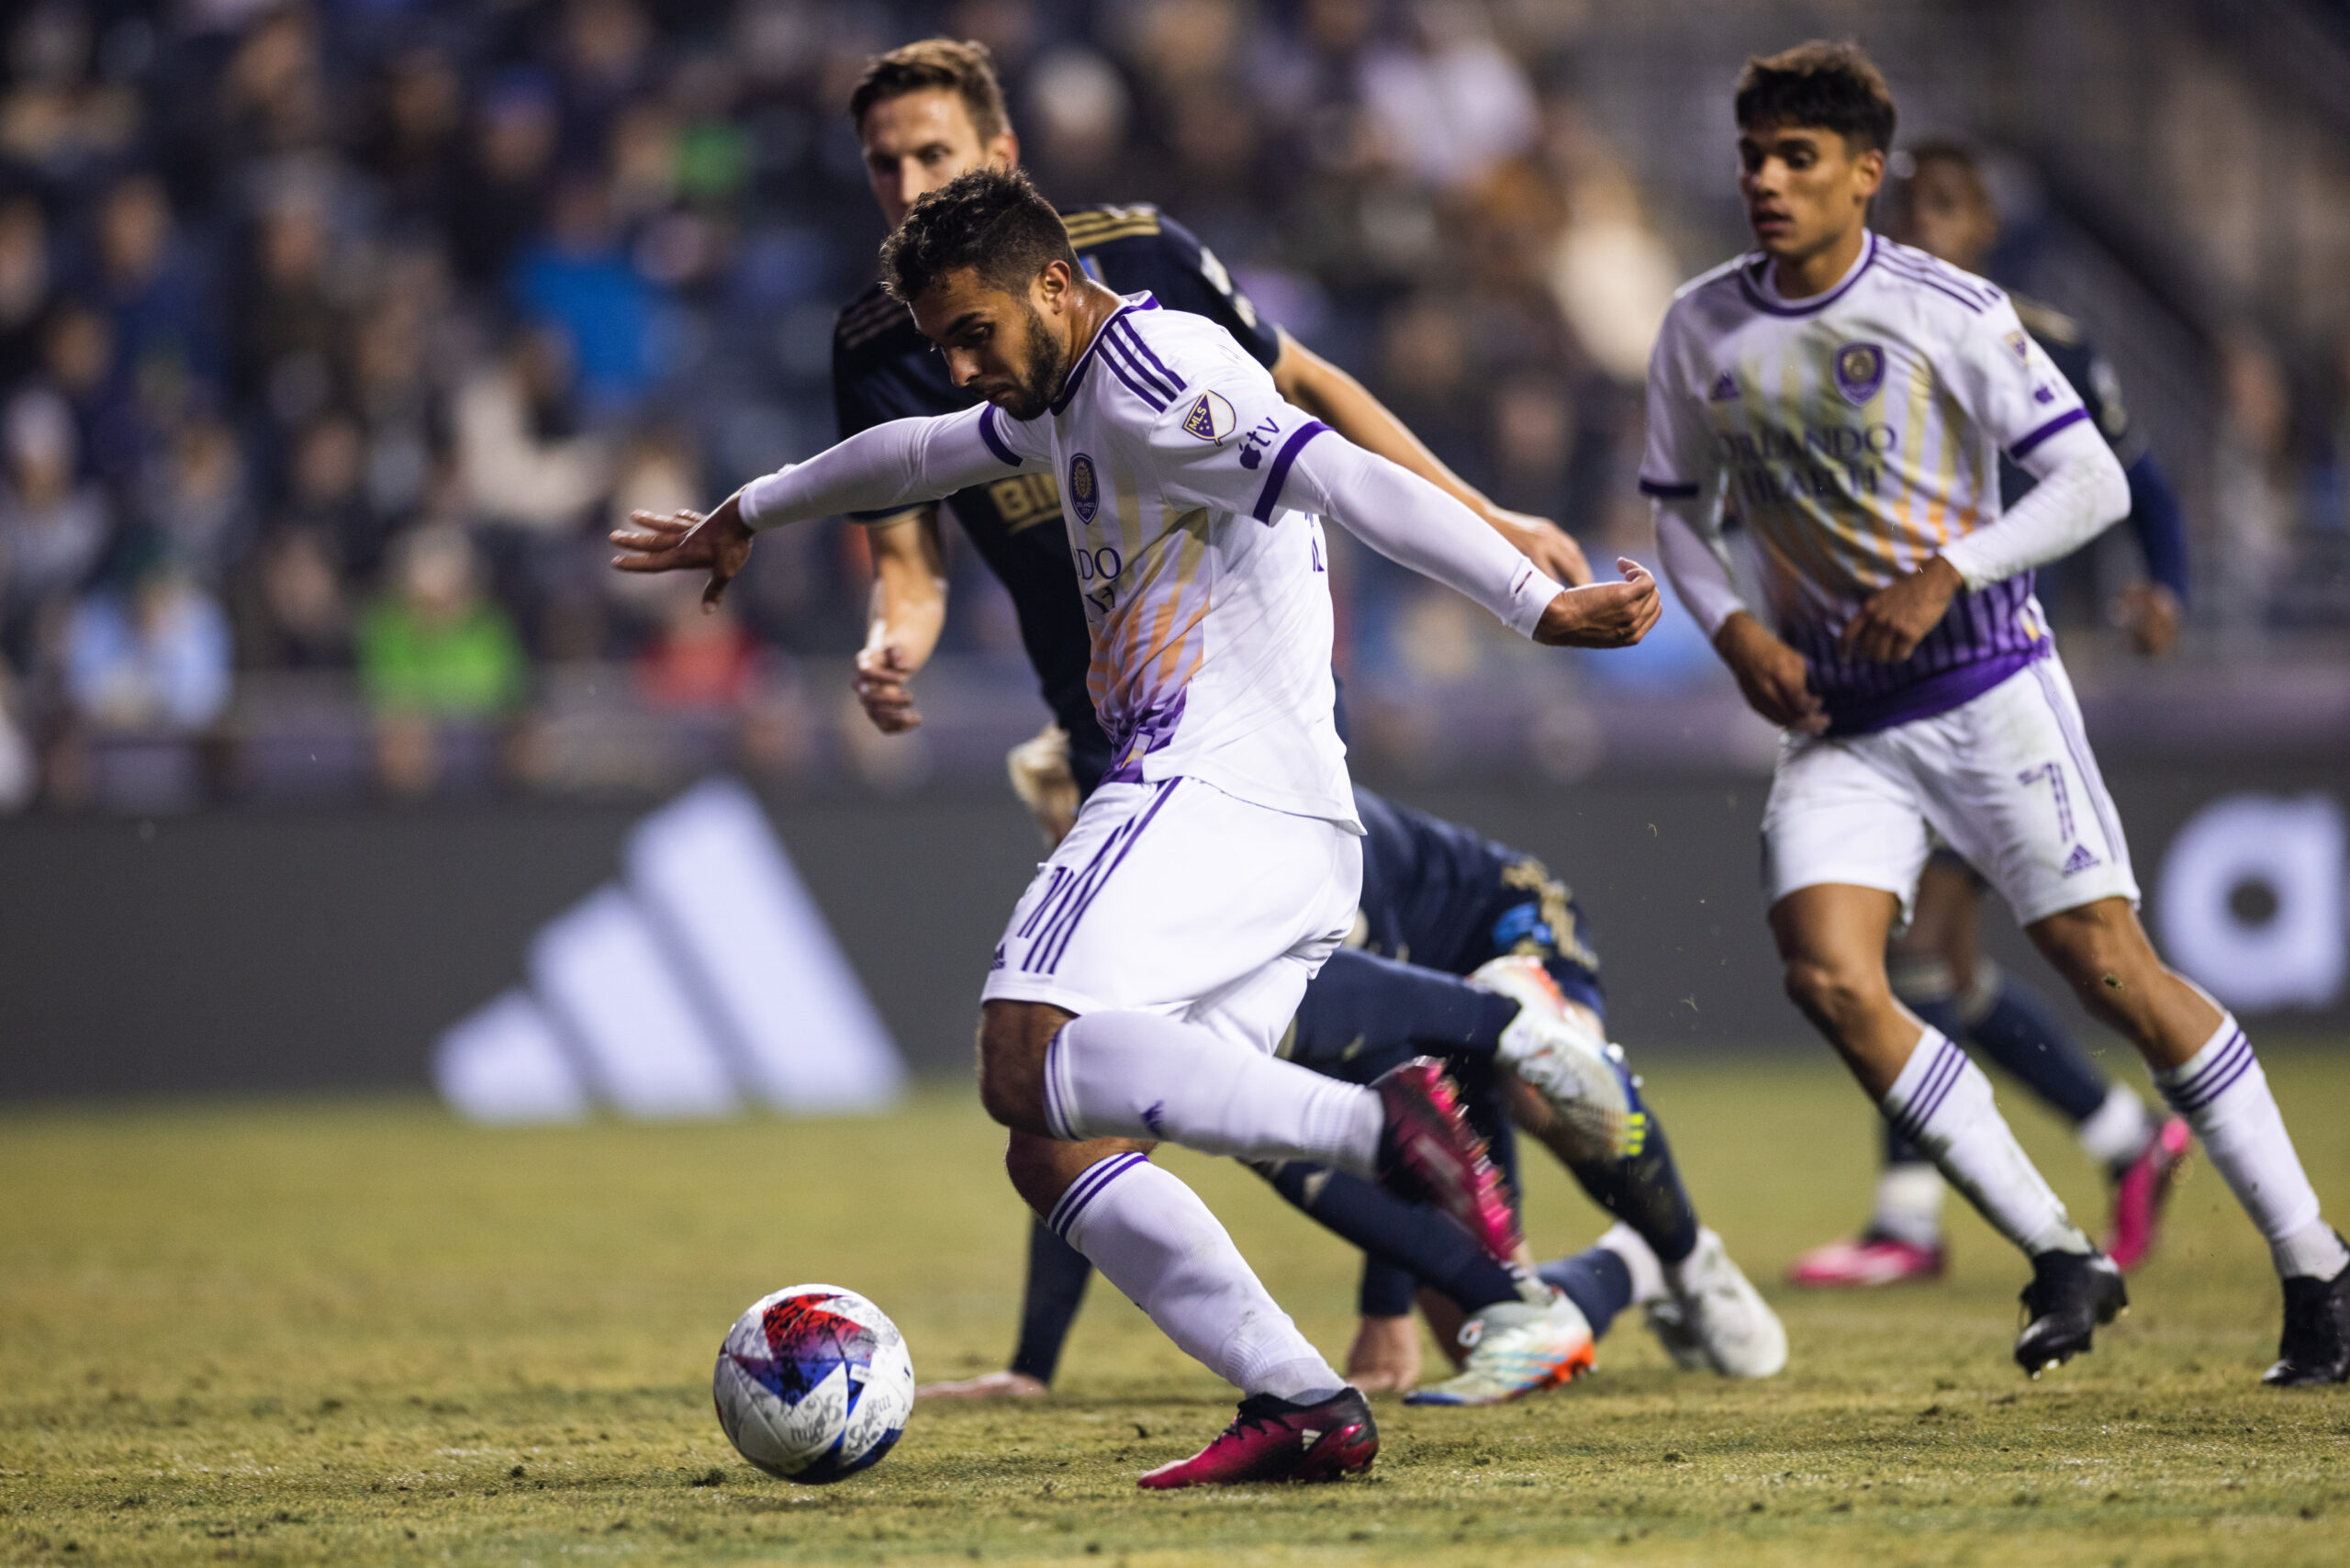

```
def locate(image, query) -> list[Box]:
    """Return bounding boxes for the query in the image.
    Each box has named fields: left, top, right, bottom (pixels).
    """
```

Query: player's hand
left=1489, top=508, right=1594, bottom=588
left=1716, top=612, right=1827, bottom=733
left=2112, top=581, right=2181, bottom=657
left=1532, top=557, right=1661, bottom=647
left=853, top=642, right=923, bottom=734
left=610, top=492, right=754, bottom=610
left=1841, top=556, right=1962, bottom=662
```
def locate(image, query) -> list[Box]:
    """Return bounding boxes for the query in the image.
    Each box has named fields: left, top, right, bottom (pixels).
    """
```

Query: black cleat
left=2013, top=1249, right=2127, bottom=1376
left=2265, top=1243, right=2350, bottom=1387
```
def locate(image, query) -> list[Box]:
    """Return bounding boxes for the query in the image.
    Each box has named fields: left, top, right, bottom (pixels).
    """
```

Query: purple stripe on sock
left=2165, top=1030, right=2250, bottom=1100
left=2162, top=1032, right=2254, bottom=1113
left=1050, top=1153, right=1148, bottom=1238
left=1897, top=1039, right=1966, bottom=1142
left=1037, top=780, right=1182, bottom=973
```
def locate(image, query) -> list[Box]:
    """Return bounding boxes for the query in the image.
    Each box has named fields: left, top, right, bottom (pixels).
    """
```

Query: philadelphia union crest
left=1833, top=342, right=1886, bottom=406
left=1068, top=453, right=1099, bottom=524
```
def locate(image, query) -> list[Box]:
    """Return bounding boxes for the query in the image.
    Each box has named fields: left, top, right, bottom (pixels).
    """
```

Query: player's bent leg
left=1774, top=884, right=2118, bottom=1373
left=2028, top=898, right=2350, bottom=1383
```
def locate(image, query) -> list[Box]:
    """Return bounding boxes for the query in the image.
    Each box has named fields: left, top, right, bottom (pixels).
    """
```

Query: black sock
left=1537, top=1245, right=1635, bottom=1338
left=1563, top=1109, right=1701, bottom=1266
left=1007, top=1215, right=1091, bottom=1384
left=1967, top=971, right=2111, bottom=1126
left=1260, top=1161, right=1524, bottom=1315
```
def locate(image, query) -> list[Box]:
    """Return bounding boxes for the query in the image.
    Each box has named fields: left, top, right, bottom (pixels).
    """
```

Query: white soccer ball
left=712, top=1283, right=914, bottom=1483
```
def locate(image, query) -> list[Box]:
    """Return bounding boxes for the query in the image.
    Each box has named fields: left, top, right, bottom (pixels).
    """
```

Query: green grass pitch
left=4, top=1045, right=2347, bottom=1565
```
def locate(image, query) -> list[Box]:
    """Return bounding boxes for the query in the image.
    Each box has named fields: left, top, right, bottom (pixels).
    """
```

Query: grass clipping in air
left=3, top=1048, right=2346, bottom=1565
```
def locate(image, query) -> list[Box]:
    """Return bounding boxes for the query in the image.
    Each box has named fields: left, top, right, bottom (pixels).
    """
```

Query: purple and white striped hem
left=2159, top=1029, right=2255, bottom=1116
left=1047, top=1151, right=1150, bottom=1238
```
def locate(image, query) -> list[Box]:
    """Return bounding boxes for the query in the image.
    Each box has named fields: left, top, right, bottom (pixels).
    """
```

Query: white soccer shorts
left=981, top=778, right=1362, bottom=1057
left=1761, top=652, right=2139, bottom=928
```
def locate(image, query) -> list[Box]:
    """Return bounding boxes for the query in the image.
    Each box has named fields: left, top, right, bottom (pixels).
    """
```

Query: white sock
left=1595, top=1221, right=1665, bottom=1305
left=1868, top=1161, right=1947, bottom=1249
left=1882, top=1029, right=2091, bottom=1257
left=2076, top=1083, right=2155, bottom=1170
left=1052, top=1152, right=1340, bottom=1400
left=2154, top=1016, right=2348, bottom=1281
left=1046, top=1011, right=1384, bottom=1176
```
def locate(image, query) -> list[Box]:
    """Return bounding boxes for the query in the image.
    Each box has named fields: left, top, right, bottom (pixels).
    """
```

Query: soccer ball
left=712, top=1283, right=914, bottom=1483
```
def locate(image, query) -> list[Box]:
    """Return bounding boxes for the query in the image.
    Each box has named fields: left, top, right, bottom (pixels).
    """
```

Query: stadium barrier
left=1, top=761, right=2344, bottom=1104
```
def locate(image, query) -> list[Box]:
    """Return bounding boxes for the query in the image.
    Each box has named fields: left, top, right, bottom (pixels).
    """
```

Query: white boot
left=1647, top=1227, right=1788, bottom=1379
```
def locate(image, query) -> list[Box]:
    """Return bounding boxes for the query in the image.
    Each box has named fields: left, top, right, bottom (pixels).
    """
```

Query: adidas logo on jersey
left=1709, top=373, right=1740, bottom=402
left=2061, top=843, right=2102, bottom=875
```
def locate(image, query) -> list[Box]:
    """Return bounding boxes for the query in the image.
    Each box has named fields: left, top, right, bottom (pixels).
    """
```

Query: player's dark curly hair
left=879, top=166, right=1078, bottom=305
left=1734, top=39, right=1897, bottom=154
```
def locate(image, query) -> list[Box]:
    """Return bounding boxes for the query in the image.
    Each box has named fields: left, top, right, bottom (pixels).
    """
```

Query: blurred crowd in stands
left=0, top=0, right=2344, bottom=810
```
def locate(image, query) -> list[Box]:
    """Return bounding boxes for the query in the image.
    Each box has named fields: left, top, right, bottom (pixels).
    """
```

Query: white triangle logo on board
left=433, top=777, right=904, bottom=1123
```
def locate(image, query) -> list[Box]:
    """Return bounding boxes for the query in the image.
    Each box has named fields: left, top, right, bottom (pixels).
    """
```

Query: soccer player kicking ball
left=615, top=166, right=1662, bottom=1484
left=1647, top=40, right=2347, bottom=1383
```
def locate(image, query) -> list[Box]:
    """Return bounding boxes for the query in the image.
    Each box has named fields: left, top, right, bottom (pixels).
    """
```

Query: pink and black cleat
left=2103, top=1116, right=2191, bottom=1273
left=1370, top=1058, right=1522, bottom=1265
left=1786, top=1232, right=1947, bottom=1288
left=1136, top=1388, right=1378, bottom=1490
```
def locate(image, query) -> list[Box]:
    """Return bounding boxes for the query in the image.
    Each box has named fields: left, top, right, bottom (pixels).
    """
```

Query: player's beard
left=994, top=299, right=1064, bottom=421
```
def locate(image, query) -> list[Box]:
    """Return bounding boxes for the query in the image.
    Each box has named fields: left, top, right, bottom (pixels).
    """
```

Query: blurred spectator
left=62, top=543, right=231, bottom=734
left=511, top=170, right=659, bottom=413
left=637, top=582, right=758, bottom=709
left=453, top=326, right=610, bottom=534
left=138, top=409, right=251, bottom=581
left=235, top=181, right=348, bottom=427
left=89, top=171, right=216, bottom=394
left=359, top=524, right=525, bottom=795
left=0, top=386, right=109, bottom=649
left=234, top=523, right=350, bottom=671
left=447, top=71, right=559, bottom=288
left=359, top=523, right=526, bottom=717
left=0, top=196, right=51, bottom=386
left=1357, top=3, right=1537, bottom=193
left=0, top=4, right=140, bottom=185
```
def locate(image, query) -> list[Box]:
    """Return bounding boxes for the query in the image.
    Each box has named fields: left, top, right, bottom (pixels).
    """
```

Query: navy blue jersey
left=832, top=204, right=1283, bottom=789
left=1353, top=787, right=1604, bottom=1015
left=2001, top=296, right=2187, bottom=599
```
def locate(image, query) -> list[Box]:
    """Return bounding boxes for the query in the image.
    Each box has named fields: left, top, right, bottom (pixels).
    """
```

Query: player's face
left=1737, top=123, right=1885, bottom=263
left=1890, top=158, right=1998, bottom=273
left=912, top=262, right=1075, bottom=421
left=858, top=89, right=1019, bottom=231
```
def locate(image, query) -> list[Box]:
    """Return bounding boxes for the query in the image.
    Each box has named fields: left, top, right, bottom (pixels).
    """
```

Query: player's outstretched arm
left=610, top=406, right=1022, bottom=608
left=1289, top=434, right=1652, bottom=648
left=1271, top=332, right=1594, bottom=588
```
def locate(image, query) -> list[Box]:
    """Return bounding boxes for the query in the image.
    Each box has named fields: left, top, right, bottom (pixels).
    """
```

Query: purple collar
left=1737, top=232, right=1878, bottom=319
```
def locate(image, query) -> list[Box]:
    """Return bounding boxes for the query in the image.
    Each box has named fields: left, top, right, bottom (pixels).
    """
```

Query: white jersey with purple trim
left=979, top=290, right=1358, bottom=829
left=1640, top=233, right=2095, bottom=734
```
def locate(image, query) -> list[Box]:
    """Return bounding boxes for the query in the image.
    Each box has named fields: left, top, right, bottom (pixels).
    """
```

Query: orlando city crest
left=1068, top=453, right=1099, bottom=525
left=1832, top=341, right=1886, bottom=406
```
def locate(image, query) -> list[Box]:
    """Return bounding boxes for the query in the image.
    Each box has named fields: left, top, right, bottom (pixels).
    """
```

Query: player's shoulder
left=1656, top=252, right=1765, bottom=349
left=834, top=281, right=915, bottom=359
left=1061, top=202, right=1168, bottom=252
left=1867, top=238, right=2010, bottom=327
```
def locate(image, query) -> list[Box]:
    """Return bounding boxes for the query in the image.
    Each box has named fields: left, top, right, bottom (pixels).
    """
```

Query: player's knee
left=1782, top=954, right=1887, bottom=1033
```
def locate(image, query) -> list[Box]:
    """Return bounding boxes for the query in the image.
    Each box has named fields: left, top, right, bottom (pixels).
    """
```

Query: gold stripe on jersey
left=1063, top=203, right=1161, bottom=242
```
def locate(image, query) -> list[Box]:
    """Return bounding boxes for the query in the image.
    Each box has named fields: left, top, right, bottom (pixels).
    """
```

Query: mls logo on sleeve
left=1068, top=453, right=1099, bottom=525
left=1181, top=389, right=1235, bottom=442
left=1832, top=342, right=1886, bottom=406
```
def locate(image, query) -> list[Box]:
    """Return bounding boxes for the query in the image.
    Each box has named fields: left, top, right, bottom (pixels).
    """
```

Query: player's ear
left=1035, top=257, right=1073, bottom=312
left=1853, top=145, right=1887, bottom=198
left=987, top=130, right=1019, bottom=171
